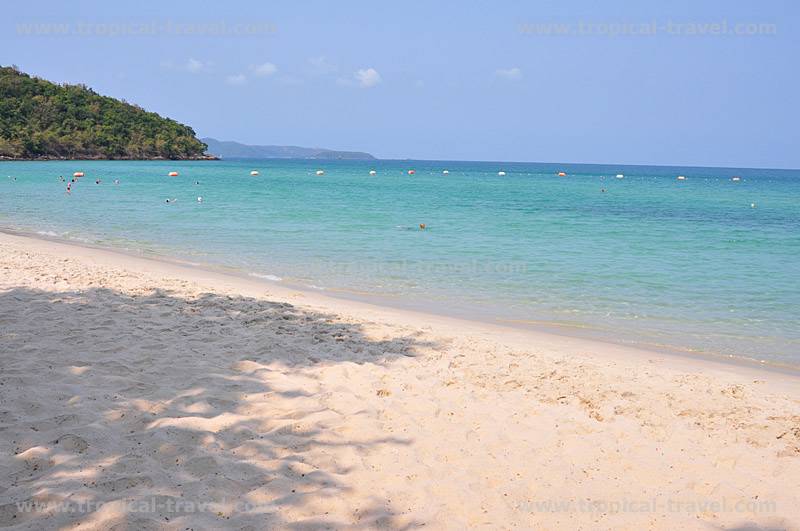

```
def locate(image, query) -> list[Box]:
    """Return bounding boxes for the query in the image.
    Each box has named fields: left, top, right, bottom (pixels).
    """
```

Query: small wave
left=248, top=272, right=282, bottom=282
left=66, top=235, right=93, bottom=244
left=307, top=284, right=326, bottom=290
left=38, top=230, right=93, bottom=244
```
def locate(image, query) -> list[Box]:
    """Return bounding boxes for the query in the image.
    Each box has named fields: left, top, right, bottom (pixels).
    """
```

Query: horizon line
left=204, top=153, right=799, bottom=173
left=204, top=138, right=798, bottom=172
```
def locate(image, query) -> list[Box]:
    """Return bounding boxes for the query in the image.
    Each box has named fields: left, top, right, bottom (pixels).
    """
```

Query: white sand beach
left=0, top=230, right=798, bottom=530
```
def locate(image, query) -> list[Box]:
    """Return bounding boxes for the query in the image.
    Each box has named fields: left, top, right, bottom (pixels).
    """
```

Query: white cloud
left=495, top=67, right=522, bottom=80
left=251, top=62, right=277, bottom=77
left=186, top=58, right=207, bottom=73
left=308, top=56, right=338, bottom=75
left=354, top=68, right=381, bottom=88
left=225, top=74, right=247, bottom=86
left=160, top=58, right=213, bottom=73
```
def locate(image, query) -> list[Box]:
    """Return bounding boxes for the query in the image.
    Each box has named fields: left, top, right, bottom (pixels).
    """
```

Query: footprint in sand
left=95, top=475, right=154, bottom=493
left=54, top=434, right=89, bottom=454
left=8, top=449, right=56, bottom=484
left=27, top=413, right=80, bottom=432
left=183, top=455, right=220, bottom=478
left=96, top=361, right=136, bottom=375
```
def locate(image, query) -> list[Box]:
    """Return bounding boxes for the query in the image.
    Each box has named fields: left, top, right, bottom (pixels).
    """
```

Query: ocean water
left=2, top=159, right=799, bottom=366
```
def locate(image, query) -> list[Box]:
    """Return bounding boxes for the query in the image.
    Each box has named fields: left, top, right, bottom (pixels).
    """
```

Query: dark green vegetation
left=0, top=65, right=209, bottom=159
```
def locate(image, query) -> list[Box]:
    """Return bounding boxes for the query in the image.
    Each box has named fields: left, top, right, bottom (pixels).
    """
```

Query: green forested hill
left=0, top=66, right=209, bottom=159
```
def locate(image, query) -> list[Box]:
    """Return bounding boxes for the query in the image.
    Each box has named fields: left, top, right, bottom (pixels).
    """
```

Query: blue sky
left=2, top=0, right=797, bottom=168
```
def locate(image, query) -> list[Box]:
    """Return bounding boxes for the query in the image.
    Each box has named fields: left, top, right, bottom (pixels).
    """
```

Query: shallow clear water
left=2, top=159, right=799, bottom=365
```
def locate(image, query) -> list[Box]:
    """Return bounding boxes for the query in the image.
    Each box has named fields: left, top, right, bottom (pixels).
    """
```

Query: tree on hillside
left=0, top=66, right=208, bottom=159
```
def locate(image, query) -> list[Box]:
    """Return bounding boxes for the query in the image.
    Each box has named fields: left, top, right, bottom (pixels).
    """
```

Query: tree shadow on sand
left=0, top=286, right=438, bottom=529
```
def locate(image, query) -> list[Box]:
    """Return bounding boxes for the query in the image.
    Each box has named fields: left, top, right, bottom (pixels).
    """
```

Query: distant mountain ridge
left=202, top=138, right=375, bottom=160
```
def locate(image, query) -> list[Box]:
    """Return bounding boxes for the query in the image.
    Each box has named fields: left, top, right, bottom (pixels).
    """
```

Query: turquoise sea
left=2, top=159, right=799, bottom=366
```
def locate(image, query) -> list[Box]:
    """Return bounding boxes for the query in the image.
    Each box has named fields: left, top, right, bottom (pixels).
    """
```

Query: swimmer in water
left=114, top=179, right=120, bottom=185
left=165, top=198, right=177, bottom=203
left=95, top=179, right=101, bottom=184
left=419, top=223, right=426, bottom=230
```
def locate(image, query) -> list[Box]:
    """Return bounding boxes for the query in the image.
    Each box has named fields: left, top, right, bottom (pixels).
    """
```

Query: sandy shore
left=0, top=231, right=798, bottom=530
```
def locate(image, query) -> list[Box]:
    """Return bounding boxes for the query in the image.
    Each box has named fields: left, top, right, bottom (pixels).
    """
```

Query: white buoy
left=498, top=171, right=506, bottom=176
left=442, top=170, right=449, bottom=175
left=250, top=170, right=259, bottom=176
left=316, top=170, right=325, bottom=176
left=369, top=170, right=377, bottom=176
left=616, top=174, right=624, bottom=179
left=751, top=203, right=756, bottom=208
left=197, top=196, right=203, bottom=203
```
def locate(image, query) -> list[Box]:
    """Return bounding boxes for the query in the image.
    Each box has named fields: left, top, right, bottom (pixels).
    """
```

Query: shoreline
left=2, top=226, right=798, bottom=377
left=1, top=228, right=799, bottom=528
